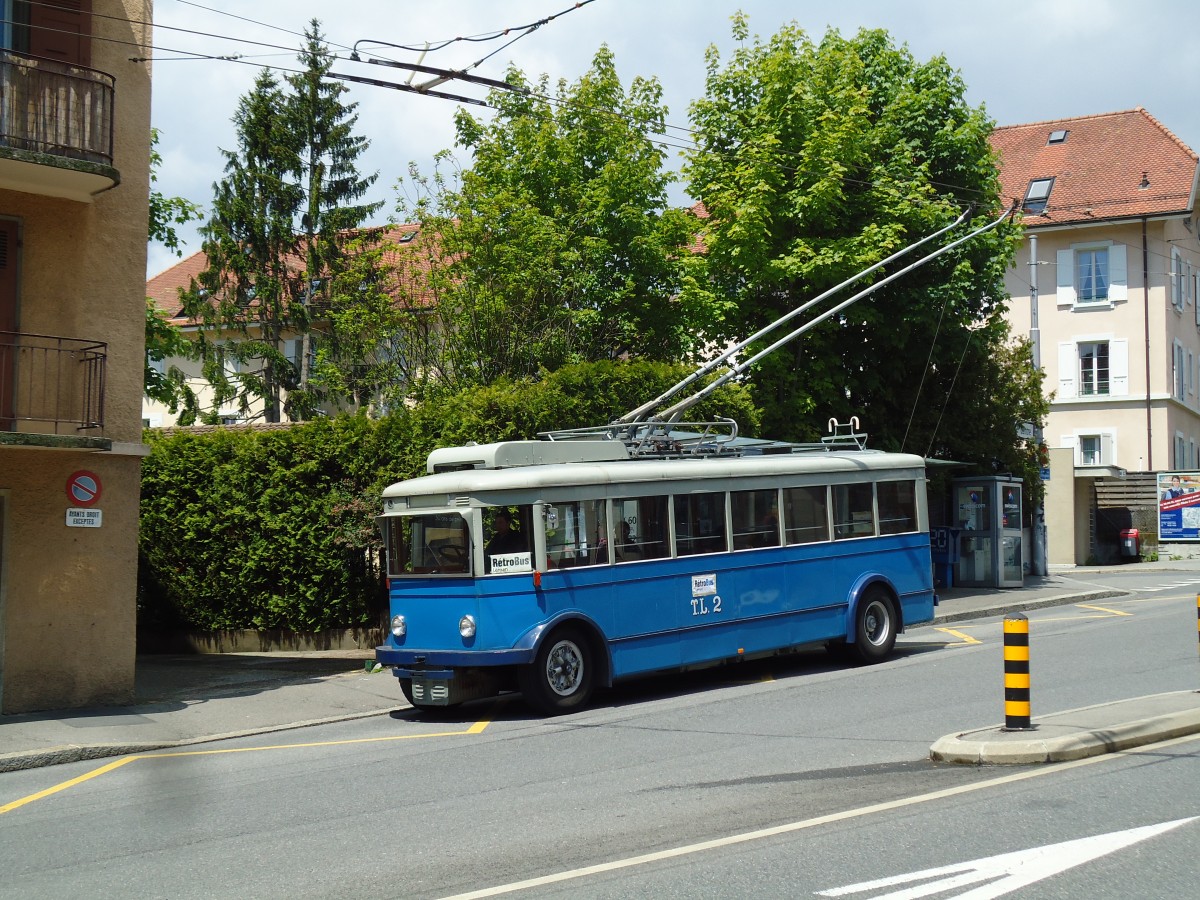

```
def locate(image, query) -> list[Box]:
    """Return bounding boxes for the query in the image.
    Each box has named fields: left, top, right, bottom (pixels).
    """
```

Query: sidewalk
left=2, top=566, right=1198, bottom=773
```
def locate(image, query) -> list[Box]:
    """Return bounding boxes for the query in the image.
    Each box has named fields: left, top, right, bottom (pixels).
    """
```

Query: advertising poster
left=1158, top=472, right=1200, bottom=541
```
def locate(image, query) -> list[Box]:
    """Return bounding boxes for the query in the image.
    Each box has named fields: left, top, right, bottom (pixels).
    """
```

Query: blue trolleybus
left=375, top=428, right=936, bottom=714
left=372, top=209, right=1016, bottom=714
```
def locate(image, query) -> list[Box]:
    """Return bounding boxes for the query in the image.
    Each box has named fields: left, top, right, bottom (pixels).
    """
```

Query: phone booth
left=951, top=476, right=1024, bottom=588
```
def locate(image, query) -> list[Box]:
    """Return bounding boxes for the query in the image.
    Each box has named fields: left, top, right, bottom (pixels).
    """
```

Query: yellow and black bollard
left=1003, top=613, right=1032, bottom=730
left=1196, top=595, right=1200, bottom=664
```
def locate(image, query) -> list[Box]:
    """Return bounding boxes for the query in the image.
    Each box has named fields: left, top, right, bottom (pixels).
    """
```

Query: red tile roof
left=990, top=107, right=1198, bottom=227
left=147, top=222, right=436, bottom=325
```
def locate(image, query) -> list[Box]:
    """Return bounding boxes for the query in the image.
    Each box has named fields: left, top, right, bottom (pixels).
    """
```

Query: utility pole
left=1029, top=234, right=1047, bottom=576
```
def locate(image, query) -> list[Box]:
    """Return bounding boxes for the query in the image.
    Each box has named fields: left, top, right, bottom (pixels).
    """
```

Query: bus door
left=672, top=490, right=733, bottom=666
left=610, top=494, right=679, bottom=673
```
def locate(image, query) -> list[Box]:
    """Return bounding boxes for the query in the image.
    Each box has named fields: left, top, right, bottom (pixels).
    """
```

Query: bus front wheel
left=519, top=626, right=595, bottom=715
left=852, top=589, right=897, bottom=663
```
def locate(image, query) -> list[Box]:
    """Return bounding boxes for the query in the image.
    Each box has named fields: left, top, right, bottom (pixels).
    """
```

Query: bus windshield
left=386, top=512, right=472, bottom=576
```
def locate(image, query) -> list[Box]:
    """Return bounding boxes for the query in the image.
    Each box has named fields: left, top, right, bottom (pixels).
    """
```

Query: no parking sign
left=66, top=470, right=102, bottom=506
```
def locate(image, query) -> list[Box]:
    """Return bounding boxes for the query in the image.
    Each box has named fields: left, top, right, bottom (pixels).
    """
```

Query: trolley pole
left=1003, top=614, right=1032, bottom=730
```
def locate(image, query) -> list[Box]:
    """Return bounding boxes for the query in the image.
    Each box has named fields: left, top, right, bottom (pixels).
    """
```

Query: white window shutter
left=1101, top=433, right=1115, bottom=465
left=1109, top=339, right=1129, bottom=396
left=1171, top=250, right=1181, bottom=308
left=1058, top=342, right=1077, bottom=398
left=1108, top=243, right=1127, bottom=302
left=1056, top=249, right=1076, bottom=306
left=1061, top=434, right=1079, bottom=465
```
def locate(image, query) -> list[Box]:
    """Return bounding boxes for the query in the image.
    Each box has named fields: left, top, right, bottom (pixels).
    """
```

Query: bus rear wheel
left=519, top=626, right=595, bottom=715
left=851, top=589, right=897, bottom=664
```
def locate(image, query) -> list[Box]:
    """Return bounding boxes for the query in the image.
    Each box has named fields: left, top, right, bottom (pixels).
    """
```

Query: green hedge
left=138, top=361, right=758, bottom=632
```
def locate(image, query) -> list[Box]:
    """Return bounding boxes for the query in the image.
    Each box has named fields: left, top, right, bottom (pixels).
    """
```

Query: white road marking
left=439, top=733, right=1200, bottom=899
left=816, top=817, right=1196, bottom=899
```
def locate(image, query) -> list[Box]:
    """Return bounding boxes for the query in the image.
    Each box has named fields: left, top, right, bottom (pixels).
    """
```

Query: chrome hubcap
left=545, top=639, right=583, bottom=696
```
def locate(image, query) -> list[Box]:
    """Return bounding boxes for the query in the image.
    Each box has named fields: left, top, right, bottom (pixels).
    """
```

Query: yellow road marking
left=935, top=627, right=981, bottom=645
left=0, top=720, right=490, bottom=816
left=0, top=756, right=137, bottom=815
left=1076, top=604, right=1133, bottom=616
left=149, top=719, right=490, bottom=759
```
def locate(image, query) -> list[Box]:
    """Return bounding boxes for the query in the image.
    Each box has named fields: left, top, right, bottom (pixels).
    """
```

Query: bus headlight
left=459, top=615, right=477, bottom=639
left=390, top=615, right=407, bottom=638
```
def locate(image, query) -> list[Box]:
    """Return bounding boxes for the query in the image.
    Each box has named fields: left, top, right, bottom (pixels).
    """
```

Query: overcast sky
left=147, top=0, right=1200, bottom=276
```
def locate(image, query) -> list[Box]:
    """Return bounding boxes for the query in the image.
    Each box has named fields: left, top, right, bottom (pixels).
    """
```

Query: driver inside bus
left=485, top=510, right=527, bottom=560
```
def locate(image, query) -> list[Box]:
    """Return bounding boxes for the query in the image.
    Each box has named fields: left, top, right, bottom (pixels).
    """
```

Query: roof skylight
left=1023, top=178, right=1054, bottom=214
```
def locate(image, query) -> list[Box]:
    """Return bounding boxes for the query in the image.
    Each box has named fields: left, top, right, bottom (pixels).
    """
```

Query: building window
left=1047, top=129, right=1068, bottom=144
left=1058, top=338, right=1127, bottom=399
left=2, top=1, right=92, bottom=66
left=1057, top=243, right=1127, bottom=308
left=1023, top=178, right=1054, bottom=214
left=1072, top=432, right=1114, bottom=467
left=1078, top=342, right=1109, bottom=395
left=1077, top=248, right=1108, bottom=302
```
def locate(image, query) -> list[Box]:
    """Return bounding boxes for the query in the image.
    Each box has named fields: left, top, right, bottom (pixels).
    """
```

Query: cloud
left=147, top=0, right=1200, bottom=270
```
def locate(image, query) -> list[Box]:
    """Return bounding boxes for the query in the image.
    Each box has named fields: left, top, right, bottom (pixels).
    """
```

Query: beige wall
left=0, top=2, right=152, bottom=713
left=1006, top=215, right=1200, bottom=473
left=0, top=451, right=141, bottom=710
left=1044, top=446, right=1077, bottom=566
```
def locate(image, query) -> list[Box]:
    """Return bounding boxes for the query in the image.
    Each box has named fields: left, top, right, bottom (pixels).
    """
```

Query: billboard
left=1158, top=472, right=1200, bottom=541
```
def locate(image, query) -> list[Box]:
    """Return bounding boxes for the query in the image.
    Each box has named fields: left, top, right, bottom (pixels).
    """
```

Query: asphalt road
left=2, top=577, right=1199, bottom=899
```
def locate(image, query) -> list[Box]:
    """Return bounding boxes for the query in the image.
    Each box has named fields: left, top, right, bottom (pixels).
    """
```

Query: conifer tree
left=185, top=22, right=380, bottom=422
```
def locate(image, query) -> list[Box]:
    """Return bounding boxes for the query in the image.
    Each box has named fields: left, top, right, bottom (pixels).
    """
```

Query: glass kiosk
left=952, top=476, right=1023, bottom=588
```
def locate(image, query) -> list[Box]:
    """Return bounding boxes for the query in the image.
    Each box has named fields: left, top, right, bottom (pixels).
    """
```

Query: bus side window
left=833, top=483, right=876, bottom=539
left=784, top=485, right=830, bottom=544
left=674, top=491, right=728, bottom=556
left=545, top=499, right=607, bottom=568
left=732, top=488, right=780, bottom=550
left=484, top=506, right=532, bottom=574
left=877, top=480, right=917, bottom=534
left=613, top=495, right=669, bottom=561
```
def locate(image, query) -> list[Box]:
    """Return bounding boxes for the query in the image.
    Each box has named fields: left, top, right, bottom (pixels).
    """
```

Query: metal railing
left=0, top=331, right=106, bottom=432
left=0, top=49, right=114, bottom=165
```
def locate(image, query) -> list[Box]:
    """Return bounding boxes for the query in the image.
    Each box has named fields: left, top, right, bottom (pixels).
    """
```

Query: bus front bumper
left=374, top=646, right=534, bottom=670
left=375, top=646, right=534, bottom=706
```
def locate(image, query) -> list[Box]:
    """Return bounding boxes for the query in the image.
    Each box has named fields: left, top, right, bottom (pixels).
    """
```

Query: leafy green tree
left=685, top=19, right=1043, bottom=489
left=146, top=128, right=202, bottom=414
left=184, top=22, right=381, bottom=423
left=404, top=46, right=716, bottom=391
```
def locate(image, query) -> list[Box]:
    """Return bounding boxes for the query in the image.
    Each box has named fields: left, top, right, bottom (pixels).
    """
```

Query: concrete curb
left=931, top=697, right=1200, bottom=765
left=0, top=706, right=404, bottom=773
left=932, top=589, right=1129, bottom=625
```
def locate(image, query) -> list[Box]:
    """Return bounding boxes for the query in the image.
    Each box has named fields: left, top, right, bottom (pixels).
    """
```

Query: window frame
left=1076, top=246, right=1110, bottom=304
left=1078, top=340, right=1110, bottom=396
left=1022, top=177, right=1054, bottom=214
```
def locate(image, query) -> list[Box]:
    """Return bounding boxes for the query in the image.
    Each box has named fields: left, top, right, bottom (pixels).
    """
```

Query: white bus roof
left=426, top=440, right=629, bottom=473
left=384, top=446, right=926, bottom=506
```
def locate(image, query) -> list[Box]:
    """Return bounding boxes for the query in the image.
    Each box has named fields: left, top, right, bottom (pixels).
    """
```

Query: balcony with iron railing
left=0, top=331, right=107, bottom=443
left=0, top=49, right=118, bottom=202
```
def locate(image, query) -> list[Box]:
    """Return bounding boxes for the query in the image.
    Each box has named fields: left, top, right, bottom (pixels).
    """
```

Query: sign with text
left=1158, top=472, right=1200, bottom=541
left=488, top=551, right=532, bottom=574
left=66, top=508, right=102, bottom=528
